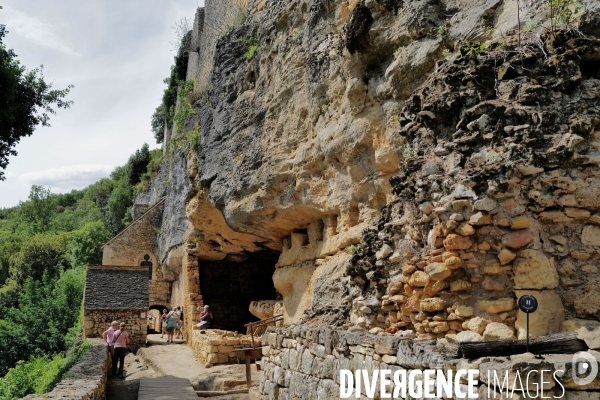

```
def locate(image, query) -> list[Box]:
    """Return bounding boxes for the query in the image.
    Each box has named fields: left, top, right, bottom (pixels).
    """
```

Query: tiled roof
left=84, top=267, right=148, bottom=310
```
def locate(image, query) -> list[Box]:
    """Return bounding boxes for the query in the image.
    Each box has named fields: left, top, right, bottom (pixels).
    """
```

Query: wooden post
left=245, top=356, right=252, bottom=390
left=526, top=312, right=530, bottom=353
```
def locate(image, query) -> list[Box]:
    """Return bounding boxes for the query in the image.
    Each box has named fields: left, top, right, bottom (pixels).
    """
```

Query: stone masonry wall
left=344, top=34, right=600, bottom=341
left=190, top=328, right=256, bottom=365
left=101, top=200, right=163, bottom=268
left=83, top=309, right=148, bottom=348
left=21, top=339, right=110, bottom=400
left=258, top=326, right=600, bottom=400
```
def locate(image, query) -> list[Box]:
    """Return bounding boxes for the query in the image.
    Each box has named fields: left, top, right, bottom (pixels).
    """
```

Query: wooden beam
left=195, top=389, right=249, bottom=397
left=458, top=333, right=588, bottom=359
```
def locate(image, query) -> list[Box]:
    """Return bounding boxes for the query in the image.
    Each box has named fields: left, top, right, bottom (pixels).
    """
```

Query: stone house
left=83, top=199, right=168, bottom=346
left=83, top=266, right=149, bottom=347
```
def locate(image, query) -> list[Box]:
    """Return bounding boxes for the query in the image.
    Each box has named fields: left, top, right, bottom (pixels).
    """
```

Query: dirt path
left=106, top=334, right=259, bottom=400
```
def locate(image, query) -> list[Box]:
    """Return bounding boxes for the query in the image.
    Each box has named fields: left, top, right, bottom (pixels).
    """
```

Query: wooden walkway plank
left=138, top=377, right=198, bottom=400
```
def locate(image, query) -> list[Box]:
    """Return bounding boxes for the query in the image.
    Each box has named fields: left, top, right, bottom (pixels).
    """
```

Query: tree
left=19, top=186, right=55, bottom=233
left=151, top=103, right=168, bottom=144
left=0, top=269, right=84, bottom=376
left=151, top=30, right=191, bottom=144
left=107, top=179, right=132, bottom=233
left=126, top=143, right=151, bottom=185
left=8, top=234, right=68, bottom=286
left=0, top=24, right=73, bottom=180
left=68, top=221, right=111, bottom=266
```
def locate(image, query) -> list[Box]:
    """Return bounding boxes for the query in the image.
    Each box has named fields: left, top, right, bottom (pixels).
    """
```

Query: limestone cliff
left=136, top=0, right=600, bottom=336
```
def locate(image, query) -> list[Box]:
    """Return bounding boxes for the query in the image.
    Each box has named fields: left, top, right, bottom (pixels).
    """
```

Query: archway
left=148, top=304, right=168, bottom=333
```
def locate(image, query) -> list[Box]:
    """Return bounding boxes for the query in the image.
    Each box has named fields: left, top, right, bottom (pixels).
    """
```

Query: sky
left=0, top=0, right=203, bottom=208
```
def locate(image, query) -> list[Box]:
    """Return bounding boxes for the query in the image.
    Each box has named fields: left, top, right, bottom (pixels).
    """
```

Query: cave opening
left=198, top=252, right=279, bottom=332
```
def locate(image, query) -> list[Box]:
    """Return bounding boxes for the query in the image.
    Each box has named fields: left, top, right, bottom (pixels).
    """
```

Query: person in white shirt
left=102, top=321, right=119, bottom=355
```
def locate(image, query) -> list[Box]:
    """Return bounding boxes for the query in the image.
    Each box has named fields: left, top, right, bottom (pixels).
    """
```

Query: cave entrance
left=199, top=253, right=278, bottom=332
left=148, top=304, right=167, bottom=333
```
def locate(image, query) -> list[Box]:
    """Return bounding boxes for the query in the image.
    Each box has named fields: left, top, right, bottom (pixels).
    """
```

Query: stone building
left=83, top=199, right=168, bottom=346
left=83, top=266, right=149, bottom=347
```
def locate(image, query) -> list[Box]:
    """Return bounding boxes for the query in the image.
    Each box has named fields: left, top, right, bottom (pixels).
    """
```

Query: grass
left=244, top=35, right=258, bottom=60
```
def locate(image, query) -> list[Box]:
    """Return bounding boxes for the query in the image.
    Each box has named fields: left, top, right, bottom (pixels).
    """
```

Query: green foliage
left=173, top=81, right=196, bottom=135
left=0, top=269, right=85, bottom=377
left=133, top=148, right=164, bottom=195
left=19, top=186, right=54, bottom=234
left=67, top=221, right=111, bottom=266
left=0, top=25, right=73, bottom=180
left=463, top=41, right=489, bottom=57
left=151, top=31, right=192, bottom=143
left=107, top=178, right=132, bottom=233
left=549, top=0, right=579, bottom=31
left=442, top=48, right=452, bottom=58
left=126, top=143, right=151, bottom=186
left=8, top=234, right=69, bottom=286
left=169, top=127, right=201, bottom=154
left=244, top=35, right=258, bottom=61
left=0, top=141, right=161, bottom=393
left=0, top=312, right=87, bottom=399
left=436, top=25, right=448, bottom=41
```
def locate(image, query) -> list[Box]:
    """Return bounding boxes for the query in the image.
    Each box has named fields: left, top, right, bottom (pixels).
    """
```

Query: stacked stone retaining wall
left=21, top=339, right=110, bottom=400
left=258, top=326, right=600, bottom=400
left=190, top=328, right=257, bottom=365
left=84, top=309, right=148, bottom=348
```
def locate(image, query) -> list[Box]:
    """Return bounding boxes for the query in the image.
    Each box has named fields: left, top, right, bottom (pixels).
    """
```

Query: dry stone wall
left=258, top=326, right=599, bottom=400
left=21, top=339, right=110, bottom=400
left=345, top=34, right=600, bottom=340
left=190, top=328, right=257, bottom=365
left=84, top=309, right=148, bottom=348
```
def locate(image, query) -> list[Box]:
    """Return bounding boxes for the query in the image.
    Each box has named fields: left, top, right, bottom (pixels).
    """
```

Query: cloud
left=20, top=164, right=114, bottom=192
left=1, top=6, right=79, bottom=56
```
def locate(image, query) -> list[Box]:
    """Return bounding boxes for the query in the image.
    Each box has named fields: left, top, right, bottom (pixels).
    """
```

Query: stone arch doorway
left=148, top=304, right=168, bottom=333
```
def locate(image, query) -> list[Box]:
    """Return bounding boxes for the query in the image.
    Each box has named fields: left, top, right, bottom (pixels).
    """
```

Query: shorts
left=167, top=327, right=175, bottom=334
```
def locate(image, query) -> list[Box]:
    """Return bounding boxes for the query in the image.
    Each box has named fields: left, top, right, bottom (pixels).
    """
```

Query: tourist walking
left=112, top=322, right=130, bottom=379
left=161, top=309, right=168, bottom=338
left=102, top=321, right=118, bottom=355
left=166, top=307, right=179, bottom=343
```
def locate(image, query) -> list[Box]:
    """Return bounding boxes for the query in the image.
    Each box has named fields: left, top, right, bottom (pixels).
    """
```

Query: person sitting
left=196, top=305, right=213, bottom=328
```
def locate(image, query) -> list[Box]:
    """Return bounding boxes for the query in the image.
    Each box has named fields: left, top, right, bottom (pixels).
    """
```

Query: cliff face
left=138, top=0, right=600, bottom=331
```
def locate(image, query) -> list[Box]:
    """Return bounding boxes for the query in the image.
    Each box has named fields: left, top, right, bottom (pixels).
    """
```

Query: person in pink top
left=111, top=322, right=130, bottom=379
left=102, top=321, right=118, bottom=355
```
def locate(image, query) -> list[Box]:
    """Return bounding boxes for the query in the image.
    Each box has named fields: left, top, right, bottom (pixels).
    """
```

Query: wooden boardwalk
left=138, top=377, right=198, bottom=400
